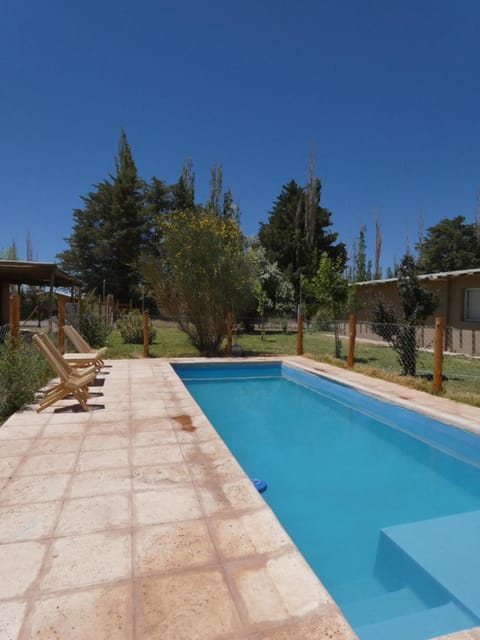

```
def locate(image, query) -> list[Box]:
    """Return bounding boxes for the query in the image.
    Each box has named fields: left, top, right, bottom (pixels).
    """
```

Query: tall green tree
left=58, top=131, right=149, bottom=302
left=258, top=179, right=345, bottom=301
left=172, top=158, right=195, bottom=211
left=373, top=253, right=438, bottom=376
left=416, top=216, right=480, bottom=273
left=351, top=225, right=368, bottom=281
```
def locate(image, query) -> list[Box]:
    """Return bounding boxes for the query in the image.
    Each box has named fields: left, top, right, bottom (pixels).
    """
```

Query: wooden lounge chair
left=63, top=325, right=107, bottom=370
left=33, top=333, right=97, bottom=412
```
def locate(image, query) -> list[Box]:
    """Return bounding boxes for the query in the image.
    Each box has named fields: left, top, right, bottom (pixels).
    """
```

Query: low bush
left=0, top=338, right=52, bottom=422
left=116, top=310, right=156, bottom=344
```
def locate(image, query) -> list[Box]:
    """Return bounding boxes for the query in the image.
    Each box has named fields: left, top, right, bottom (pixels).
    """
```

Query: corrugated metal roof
left=355, top=267, right=480, bottom=287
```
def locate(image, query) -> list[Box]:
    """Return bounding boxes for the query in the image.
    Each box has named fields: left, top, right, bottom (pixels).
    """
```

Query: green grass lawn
left=104, top=320, right=480, bottom=407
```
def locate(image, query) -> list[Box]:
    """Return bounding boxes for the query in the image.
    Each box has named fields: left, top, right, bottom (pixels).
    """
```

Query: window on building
left=464, top=289, right=480, bottom=321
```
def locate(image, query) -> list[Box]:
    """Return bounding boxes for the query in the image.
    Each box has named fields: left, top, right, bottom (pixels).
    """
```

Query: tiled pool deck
left=1, top=355, right=480, bottom=640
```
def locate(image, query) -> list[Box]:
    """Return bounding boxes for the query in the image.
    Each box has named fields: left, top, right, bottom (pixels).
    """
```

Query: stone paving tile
left=134, top=486, right=203, bottom=526
left=132, top=462, right=191, bottom=490
left=82, top=433, right=129, bottom=451
left=209, top=507, right=292, bottom=560
left=16, top=452, right=77, bottom=476
left=29, top=436, right=83, bottom=455
left=0, top=501, right=60, bottom=543
left=132, top=443, right=184, bottom=466
left=135, top=568, right=242, bottom=640
left=0, top=601, right=27, bottom=640
left=55, top=494, right=131, bottom=536
left=134, top=519, right=217, bottom=575
left=198, top=478, right=266, bottom=516
left=0, top=424, right=44, bottom=440
left=131, top=416, right=174, bottom=431
left=0, top=455, right=22, bottom=477
left=0, top=540, right=46, bottom=598
left=77, top=448, right=129, bottom=472
left=40, top=423, right=87, bottom=438
left=40, top=531, right=131, bottom=592
left=133, top=430, right=177, bottom=446
left=0, top=473, right=71, bottom=505
left=69, top=467, right=132, bottom=498
left=23, top=584, right=133, bottom=640
left=0, top=439, right=34, bottom=458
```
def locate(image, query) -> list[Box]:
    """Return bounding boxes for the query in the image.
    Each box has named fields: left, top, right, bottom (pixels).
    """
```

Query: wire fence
left=2, top=307, right=480, bottom=405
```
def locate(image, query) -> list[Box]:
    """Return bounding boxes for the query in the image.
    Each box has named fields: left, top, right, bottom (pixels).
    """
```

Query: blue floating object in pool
left=251, top=478, right=267, bottom=493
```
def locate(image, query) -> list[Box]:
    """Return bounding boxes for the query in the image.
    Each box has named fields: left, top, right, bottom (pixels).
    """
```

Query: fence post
left=58, top=299, right=65, bottom=352
left=347, top=313, right=356, bottom=368
left=296, top=307, right=304, bottom=355
left=9, top=294, right=20, bottom=340
left=433, top=317, right=445, bottom=393
left=143, top=310, right=149, bottom=358
left=226, top=311, right=233, bottom=354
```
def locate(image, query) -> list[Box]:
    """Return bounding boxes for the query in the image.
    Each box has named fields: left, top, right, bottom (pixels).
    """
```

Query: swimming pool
left=174, top=361, right=480, bottom=640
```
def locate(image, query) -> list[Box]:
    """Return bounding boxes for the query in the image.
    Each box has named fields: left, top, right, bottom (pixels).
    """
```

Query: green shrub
left=77, top=293, right=112, bottom=348
left=116, top=310, right=157, bottom=344
left=0, top=338, right=52, bottom=421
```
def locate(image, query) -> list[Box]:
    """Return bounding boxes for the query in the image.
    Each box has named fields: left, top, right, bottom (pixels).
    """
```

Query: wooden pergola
left=0, top=260, right=82, bottom=326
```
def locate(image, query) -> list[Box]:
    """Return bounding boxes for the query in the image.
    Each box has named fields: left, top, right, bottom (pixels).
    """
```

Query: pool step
left=355, top=601, right=477, bottom=640
left=342, top=585, right=426, bottom=628
left=331, top=575, right=389, bottom=606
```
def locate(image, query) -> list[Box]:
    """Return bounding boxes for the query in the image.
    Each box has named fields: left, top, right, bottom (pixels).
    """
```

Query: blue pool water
left=174, top=362, right=480, bottom=640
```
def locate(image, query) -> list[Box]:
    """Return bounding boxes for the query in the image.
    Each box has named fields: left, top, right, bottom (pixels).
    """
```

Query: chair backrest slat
left=33, top=333, right=72, bottom=380
left=64, top=325, right=92, bottom=353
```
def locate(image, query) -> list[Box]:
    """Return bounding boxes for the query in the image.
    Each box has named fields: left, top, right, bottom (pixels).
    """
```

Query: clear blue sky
left=2, top=0, right=480, bottom=273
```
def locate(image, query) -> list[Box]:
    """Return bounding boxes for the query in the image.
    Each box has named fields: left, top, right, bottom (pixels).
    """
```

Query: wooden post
left=143, top=310, right=149, bottom=358
left=296, top=308, right=304, bottom=355
left=226, top=311, right=233, bottom=354
left=433, top=317, right=445, bottom=393
left=347, top=313, right=356, bottom=368
left=58, top=299, right=65, bottom=352
left=9, top=294, right=20, bottom=340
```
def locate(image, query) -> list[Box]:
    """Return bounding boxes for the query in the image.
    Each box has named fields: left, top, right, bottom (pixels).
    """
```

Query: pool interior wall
left=174, top=361, right=480, bottom=640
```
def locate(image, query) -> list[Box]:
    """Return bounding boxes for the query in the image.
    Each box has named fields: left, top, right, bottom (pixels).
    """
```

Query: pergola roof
left=0, top=260, right=82, bottom=288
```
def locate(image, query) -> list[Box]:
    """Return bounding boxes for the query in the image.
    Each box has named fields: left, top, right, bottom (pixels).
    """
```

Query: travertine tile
left=134, top=430, right=177, bottom=447
left=0, top=424, right=43, bottom=439
left=210, top=508, right=291, bottom=559
left=0, top=600, right=27, bottom=640
left=0, top=473, right=70, bottom=505
left=0, top=439, right=34, bottom=458
left=29, top=436, right=83, bottom=455
left=77, top=448, right=129, bottom=472
left=131, top=417, right=173, bottom=432
left=132, top=462, right=191, bottom=491
left=82, top=434, right=129, bottom=451
left=41, top=423, right=86, bottom=438
left=257, top=605, right=358, bottom=639
left=0, top=502, right=59, bottom=542
left=198, top=478, right=265, bottom=516
left=135, top=569, right=241, bottom=639
left=69, top=467, right=132, bottom=498
left=24, top=584, right=132, bottom=640
left=0, top=456, right=21, bottom=477
left=16, top=452, right=77, bottom=476
left=41, top=531, right=131, bottom=592
left=134, top=486, right=202, bottom=526
left=0, top=541, right=46, bottom=598
left=135, top=519, right=217, bottom=575
left=132, top=443, right=184, bottom=466
left=55, top=494, right=130, bottom=536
